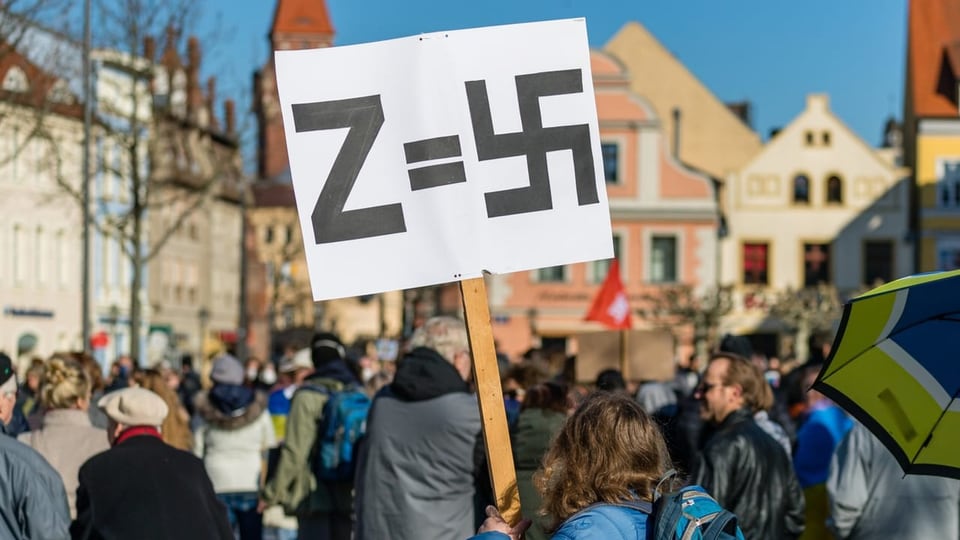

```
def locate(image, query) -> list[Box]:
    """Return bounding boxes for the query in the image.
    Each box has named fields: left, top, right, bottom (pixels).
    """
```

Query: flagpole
left=619, top=328, right=628, bottom=382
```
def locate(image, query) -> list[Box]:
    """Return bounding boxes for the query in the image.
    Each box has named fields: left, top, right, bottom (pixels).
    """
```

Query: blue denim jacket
left=469, top=503, right=649, bottom=540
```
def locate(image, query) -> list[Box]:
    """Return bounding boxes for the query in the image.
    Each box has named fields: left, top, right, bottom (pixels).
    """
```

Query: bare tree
left=26, top=0, right=244, bottom=362
left=768, top=284, right=843, bottom=363
left=636, top=284, right=733, bottom=364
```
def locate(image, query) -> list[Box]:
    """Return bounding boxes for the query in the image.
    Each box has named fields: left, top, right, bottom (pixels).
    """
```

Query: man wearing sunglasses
left=692, top=353, right=805, bottom=540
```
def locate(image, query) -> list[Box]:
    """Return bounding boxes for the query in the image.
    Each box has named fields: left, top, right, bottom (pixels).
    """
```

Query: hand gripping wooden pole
left=460, top=277, right=522, bottom=525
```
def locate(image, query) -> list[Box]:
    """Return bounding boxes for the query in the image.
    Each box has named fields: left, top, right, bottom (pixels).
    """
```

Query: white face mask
left=260, top=368, right=277, bottom=386
left=246, top=367, right=260, bottom=381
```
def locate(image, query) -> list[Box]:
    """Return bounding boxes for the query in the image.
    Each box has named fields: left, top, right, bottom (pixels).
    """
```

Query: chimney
left=224, top=99, right=236, bottom=136
left=144, top=36, right=156, bottom=61
left=186, top=36, right=202, bottom=117
left=161, top=25, right=180, bottom=69
left=206, top=77, right=220, bottom=130
left=672, top=107, right=681, bottom=160
left=726, top=101, right=752, bottom=128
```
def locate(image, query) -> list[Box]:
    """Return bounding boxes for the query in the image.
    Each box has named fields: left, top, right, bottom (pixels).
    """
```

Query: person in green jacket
left=511, top=381, right=570, bottom=540
left=260, top=333, right=359, bottom=540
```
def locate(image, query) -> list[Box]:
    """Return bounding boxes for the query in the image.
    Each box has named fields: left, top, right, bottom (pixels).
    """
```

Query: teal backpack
left=576, top=472, right=745, bottom=540
left=299, top=382, right=371, bottom=481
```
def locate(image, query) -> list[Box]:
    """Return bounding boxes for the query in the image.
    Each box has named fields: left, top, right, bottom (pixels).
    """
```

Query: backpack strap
left=700, top=509, right=740, bottom=539
left=568, top=498, right=654, bottom=523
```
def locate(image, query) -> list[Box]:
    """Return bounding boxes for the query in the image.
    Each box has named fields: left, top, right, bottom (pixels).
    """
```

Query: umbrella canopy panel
left=817, top=269, right=960, bottom=478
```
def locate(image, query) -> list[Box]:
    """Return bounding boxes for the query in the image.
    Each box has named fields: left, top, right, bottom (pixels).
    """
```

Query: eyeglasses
left=696, top=381, right=720, bottom=394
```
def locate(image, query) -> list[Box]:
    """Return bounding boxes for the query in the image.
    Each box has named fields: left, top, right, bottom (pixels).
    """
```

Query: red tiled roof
left=272, top=0, right=335, bottom=36
left=909, top=0, right=960, bottom=117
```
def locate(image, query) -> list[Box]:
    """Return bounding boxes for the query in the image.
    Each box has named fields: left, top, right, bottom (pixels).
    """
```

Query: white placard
left=275, top=19, right=613, bottom=300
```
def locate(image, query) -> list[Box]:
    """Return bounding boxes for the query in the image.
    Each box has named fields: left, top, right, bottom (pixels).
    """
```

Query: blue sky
left=210, top=0, right=905, bottom=150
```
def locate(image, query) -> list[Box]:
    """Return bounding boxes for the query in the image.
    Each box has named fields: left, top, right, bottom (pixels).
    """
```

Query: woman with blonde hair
left=134, top=368, right=193, bottom=451
left=472, top=391, right=672, bottom=539
left=18, top=357, right=110, bottom=518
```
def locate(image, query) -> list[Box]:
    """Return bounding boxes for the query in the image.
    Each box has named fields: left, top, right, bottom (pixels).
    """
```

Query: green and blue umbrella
left=814, top=269, right=960, bottom=478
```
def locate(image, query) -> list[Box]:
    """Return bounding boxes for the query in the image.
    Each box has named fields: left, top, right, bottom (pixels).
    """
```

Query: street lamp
left=197, top=307, right=210, bottom=363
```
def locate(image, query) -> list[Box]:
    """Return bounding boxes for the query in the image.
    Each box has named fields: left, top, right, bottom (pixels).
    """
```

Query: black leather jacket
left=693, top=408, right=805, bottom=539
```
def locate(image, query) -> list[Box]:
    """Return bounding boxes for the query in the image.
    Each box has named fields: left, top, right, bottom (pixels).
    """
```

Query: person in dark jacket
left=692, top=353, right=805, bottom=540
left=511, top=381, right=569, bottom=540
left=354, top=316, right=482, bottom=540
left=71, top=387, right=232, bottom=540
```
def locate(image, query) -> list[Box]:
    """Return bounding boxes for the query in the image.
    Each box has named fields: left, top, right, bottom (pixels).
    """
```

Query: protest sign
left=275, top=19, right=611, bottom=524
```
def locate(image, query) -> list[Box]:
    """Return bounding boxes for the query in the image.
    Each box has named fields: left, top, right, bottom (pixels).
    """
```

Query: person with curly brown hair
left=473, top=391, right=672, bottom=539
left=18, top=357, right=109, bottom=518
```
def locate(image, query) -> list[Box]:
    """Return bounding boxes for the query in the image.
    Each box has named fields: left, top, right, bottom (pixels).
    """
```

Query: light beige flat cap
left=98, top=387, right=169, bottom=427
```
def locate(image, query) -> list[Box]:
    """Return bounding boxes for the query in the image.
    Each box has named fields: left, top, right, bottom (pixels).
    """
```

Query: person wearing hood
left=261, top=331, right=361, bottom=540
left=354, top=316, right=483, bottom=540
left=194, top=354, right=276, bottom=540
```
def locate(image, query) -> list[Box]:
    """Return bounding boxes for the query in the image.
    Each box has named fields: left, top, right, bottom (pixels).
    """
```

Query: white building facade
left=721, top=94, right=912, bottom=336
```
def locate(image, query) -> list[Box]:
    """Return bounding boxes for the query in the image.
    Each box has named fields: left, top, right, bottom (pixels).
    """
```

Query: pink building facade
left=487, top=50, right=719, bottom=361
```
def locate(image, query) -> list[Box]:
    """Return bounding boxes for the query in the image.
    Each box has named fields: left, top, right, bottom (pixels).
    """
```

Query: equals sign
left=403, top=135, right=467, bottom=191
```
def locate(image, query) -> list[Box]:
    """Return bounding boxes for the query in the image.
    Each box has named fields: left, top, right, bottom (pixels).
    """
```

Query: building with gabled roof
left=721, top=94, right=910, bottom=355
left=605, top=22, right=762, bottom=180
left=903, top=0, right=960, bottom=272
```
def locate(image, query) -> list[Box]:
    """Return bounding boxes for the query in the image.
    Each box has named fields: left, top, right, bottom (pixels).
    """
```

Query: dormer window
left=2, top=66, right=29, bottom=93
left=48, top=80, right=74, bottom=104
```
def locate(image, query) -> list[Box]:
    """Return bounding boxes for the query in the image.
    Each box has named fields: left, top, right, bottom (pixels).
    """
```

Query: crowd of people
left=0, top=321, right=957, bottom=539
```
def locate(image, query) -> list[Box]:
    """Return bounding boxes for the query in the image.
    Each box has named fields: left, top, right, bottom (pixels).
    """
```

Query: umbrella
left=813, top=269, right=960, bottom=478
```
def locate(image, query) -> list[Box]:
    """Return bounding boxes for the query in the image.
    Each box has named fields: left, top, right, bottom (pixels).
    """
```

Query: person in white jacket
left=194, top=354, right=276, bottom=540
left=827, top=421, right=960, bottom=539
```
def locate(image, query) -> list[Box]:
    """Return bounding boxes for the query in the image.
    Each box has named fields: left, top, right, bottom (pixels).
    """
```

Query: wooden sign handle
left=460, top=277, right=522, bottom=525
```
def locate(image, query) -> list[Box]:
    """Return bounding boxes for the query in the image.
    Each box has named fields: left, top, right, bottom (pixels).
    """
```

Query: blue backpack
left=577, top=474, right=744, bottom=540
left=647, top=483, right=744, bottom=540
left=299, top=381, right=371, bottom=481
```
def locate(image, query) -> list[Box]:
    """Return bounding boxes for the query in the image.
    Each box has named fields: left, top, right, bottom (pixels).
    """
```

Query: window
left=56, top=230, right=67, bottom=287
left=822, top=131, right=831, bottom=146
left=264, top=225, right=274, bottom=244
left=2, top=67, right=28, bottom=92
left=650, top=235, right=678, bottom=283
left=937, top=239, right=960, bottom=271
left=601, top=143, right=619, bottom=183
left=48, top=80, right=73, bottom=104
left=536, top=265, right=566, bottom=282
left=864, top=240, right=894, bottom=286
left=12, top=225, right=24, bottom=284
left=285, top=224, right=294, bottom=245
left=591, top=234, right=622, bottom=283
left=937, top=160, right=960, bottom=208
left=10, top=126, right=20, bottom=182
left=793, top=175, right=810, bottom=204
left=803, top=243, right=832, bottom=286
left=35, top=227, right=44, bottom=285
left=804, top=131, right=814, bottom=146
left=742, top=242, right=769, bottom=285
left=826, top=175, right=843, bottom=204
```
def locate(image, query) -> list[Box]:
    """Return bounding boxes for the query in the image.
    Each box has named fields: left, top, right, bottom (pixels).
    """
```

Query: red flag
left=585, top=259, right=632, bottom=329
